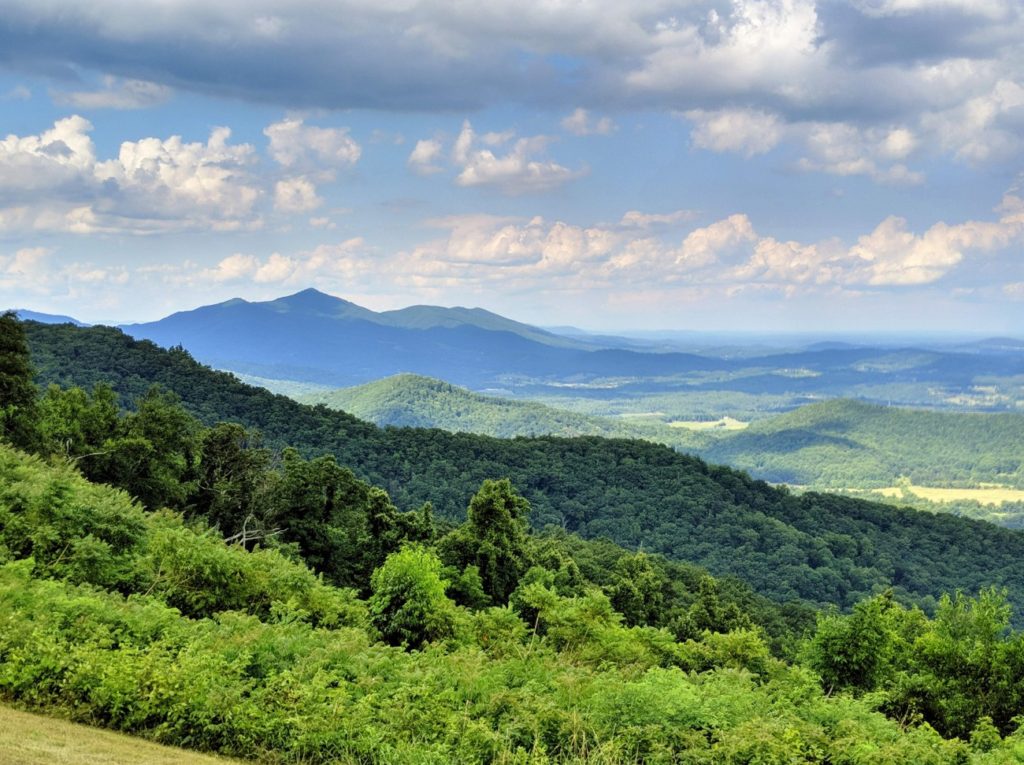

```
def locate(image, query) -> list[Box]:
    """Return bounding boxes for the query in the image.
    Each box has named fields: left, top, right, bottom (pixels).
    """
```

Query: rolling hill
left=296, top=375, right=1024, bottom=493
left=297, top=372, right=703, bottom=447
left=701, top=399, right=1024, bottom=490
left=24, top=319, right=1024, bottom=615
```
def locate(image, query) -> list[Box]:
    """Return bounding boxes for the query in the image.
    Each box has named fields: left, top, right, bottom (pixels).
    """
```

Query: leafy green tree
left=37, top=384, right=119, bottom=472
left=0, top=312, right=39, bottom=450
left=96, top=386, right=201, bottom=510
left=439, top=478, right=531, bottom=605
left=368, top=545, right=457, bottom=648
left=608, top=552, right=666, bottom=627
left=269, top=449, right=406, bottom=589
left=805, top=590, right=922, bottom=694
left=191, top=422, right=272, bottom=536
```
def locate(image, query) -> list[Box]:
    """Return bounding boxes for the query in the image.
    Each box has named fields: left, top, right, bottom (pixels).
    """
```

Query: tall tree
left=439, top=478, right=532, bottom=604
left=0, top=312, right=39, bottom=450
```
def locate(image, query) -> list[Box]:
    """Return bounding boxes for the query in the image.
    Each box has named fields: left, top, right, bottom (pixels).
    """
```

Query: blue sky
left=1, top=0, right=1023, bottom=332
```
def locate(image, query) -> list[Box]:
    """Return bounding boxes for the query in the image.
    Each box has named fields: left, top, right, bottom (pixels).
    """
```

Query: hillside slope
left=703, top=399, right=1024, bottom=489
left=0, top=706, right=240, bottom=765
left=299, top=377, right=1024, bottom=491
left=24, top=320, right=1024, bottom=613
left=298, top=373, right=703, bottom=447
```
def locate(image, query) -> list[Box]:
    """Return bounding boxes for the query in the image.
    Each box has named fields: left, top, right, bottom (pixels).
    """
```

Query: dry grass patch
left=0, top=705, right=242, bottom=765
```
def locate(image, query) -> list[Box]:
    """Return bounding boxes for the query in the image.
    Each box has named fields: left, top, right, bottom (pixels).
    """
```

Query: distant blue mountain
left=117, top=288, right=1024, bottom=399
left=12, top=309, right=87, bottom=326
left=120, top=288, right=728, bottom=388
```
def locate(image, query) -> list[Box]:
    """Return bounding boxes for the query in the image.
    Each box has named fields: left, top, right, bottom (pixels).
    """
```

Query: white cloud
left=274, top=177, right=322, bottom=213
left=618, top=209, right=697, bottom=228
left=561, top=108, right=616, bottom=136
left=850, top=214, right=1020, bottom=285
left=684, top=108, right=784, bottom=156
left=200, top=253, right=259, bottom=283
left=450, top=120, right=585, bottom=194
left=921, top=79, right=1024, bottom=163
left=401, top=191, right=1024, bottom=293
left=407, top=138, right=444, bottom=174
left=796, top=122, right=925, bottom=184
left=54, top=76, right=171, bottom=110
left=0, top=116, right=261, bottom=234
left=264, top=117, right=361, bottom=170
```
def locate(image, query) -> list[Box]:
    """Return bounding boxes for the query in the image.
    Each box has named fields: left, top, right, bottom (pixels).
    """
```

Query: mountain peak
left=270, top=288, right=375, bottom=318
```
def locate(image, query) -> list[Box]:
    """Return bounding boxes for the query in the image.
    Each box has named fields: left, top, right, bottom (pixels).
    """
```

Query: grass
left=0, top=705, right=242, bottom=765
left=668, top=416, right=749, bottom=431
left=873, top=485, right=1024, bottom=506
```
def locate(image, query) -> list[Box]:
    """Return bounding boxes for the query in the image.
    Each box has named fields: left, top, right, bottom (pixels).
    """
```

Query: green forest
left=7, top=313, right=1024, bottom=761
left=23, top=320, right=1024, bottom=615
left=298, top=374, right=1024, bottom=494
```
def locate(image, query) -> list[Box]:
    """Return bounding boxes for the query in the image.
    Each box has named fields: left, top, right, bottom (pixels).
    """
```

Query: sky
left=0, top=0, right=1023, bottom=332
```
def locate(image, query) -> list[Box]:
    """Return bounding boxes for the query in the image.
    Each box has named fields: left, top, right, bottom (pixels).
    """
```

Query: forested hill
left=703, top=399, right=1024, bottom=489
left=298, top=376, right=1024, bottom=490
left=25, top=320, right=1024, bottom=614
left=297, top=372, right=702, bottom=447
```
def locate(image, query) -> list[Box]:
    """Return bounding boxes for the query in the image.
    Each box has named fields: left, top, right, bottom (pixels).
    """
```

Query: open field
left=873, top=485, right=1024, bottom=506
left=668, top=416, right=749, bottom=431
left=0, top=705, right=240, bottom=765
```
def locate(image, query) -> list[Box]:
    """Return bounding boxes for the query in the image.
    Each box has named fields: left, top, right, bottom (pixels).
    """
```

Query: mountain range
left=108, top=290, right=1024, bottom=407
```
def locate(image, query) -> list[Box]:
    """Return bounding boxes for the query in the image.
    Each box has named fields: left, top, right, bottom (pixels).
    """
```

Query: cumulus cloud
left=682, top=108, right=926, bottom=183
left=407, top=138, right=444, bottom=174
left=0, top=246, right=128, bottom=300
left=53, top=76, right=171, bottom=110
left=274, top=177, right=322, bottom=213
left=561, top=108, right=616, bottom=136
left=264, top=117, right=361, bottom=171
left=401, top=193, right=1024, bottom=292
left=684, top=108, right=784, bottom=156
left=450, top=121, right=585, bottom=193
left=188, top=238, right=370, bottom=286
left=0, top=116, right=261, bottom=234
left=2, top=1, right=1022, bottom=171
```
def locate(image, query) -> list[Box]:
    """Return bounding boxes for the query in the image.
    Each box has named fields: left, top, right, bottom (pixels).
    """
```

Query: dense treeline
left=302, top=375, right=1024, bottom=493
left=704, top=399, right=1024, bottom=489
left=23, top=320, right=1024, bottom=619
left=298, top=373, right=700, bottom=446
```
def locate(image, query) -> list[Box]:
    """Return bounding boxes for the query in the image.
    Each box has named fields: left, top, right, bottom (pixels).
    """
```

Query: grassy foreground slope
left=0, top=705, right=239, bottom=765
left=24, top=321, right=1024, bottom=614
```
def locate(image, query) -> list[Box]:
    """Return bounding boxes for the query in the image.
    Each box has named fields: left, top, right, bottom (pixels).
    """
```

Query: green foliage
left=439, top=478, right=532, bottom=605
left=0, top=443, right=364, bottom=627
left=807, top=587, right=1024, bottom=740
left=704, top=398, right=1024, bottom=490
left=190, top=422, right=272, bottom=535
left=369, top=545, right=458, bottom=648
left=0, top=313, right=39, bottom=451
left=4, top=439, right=1024, bottom=761
left=25, top=321, right=1024, bottom=622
